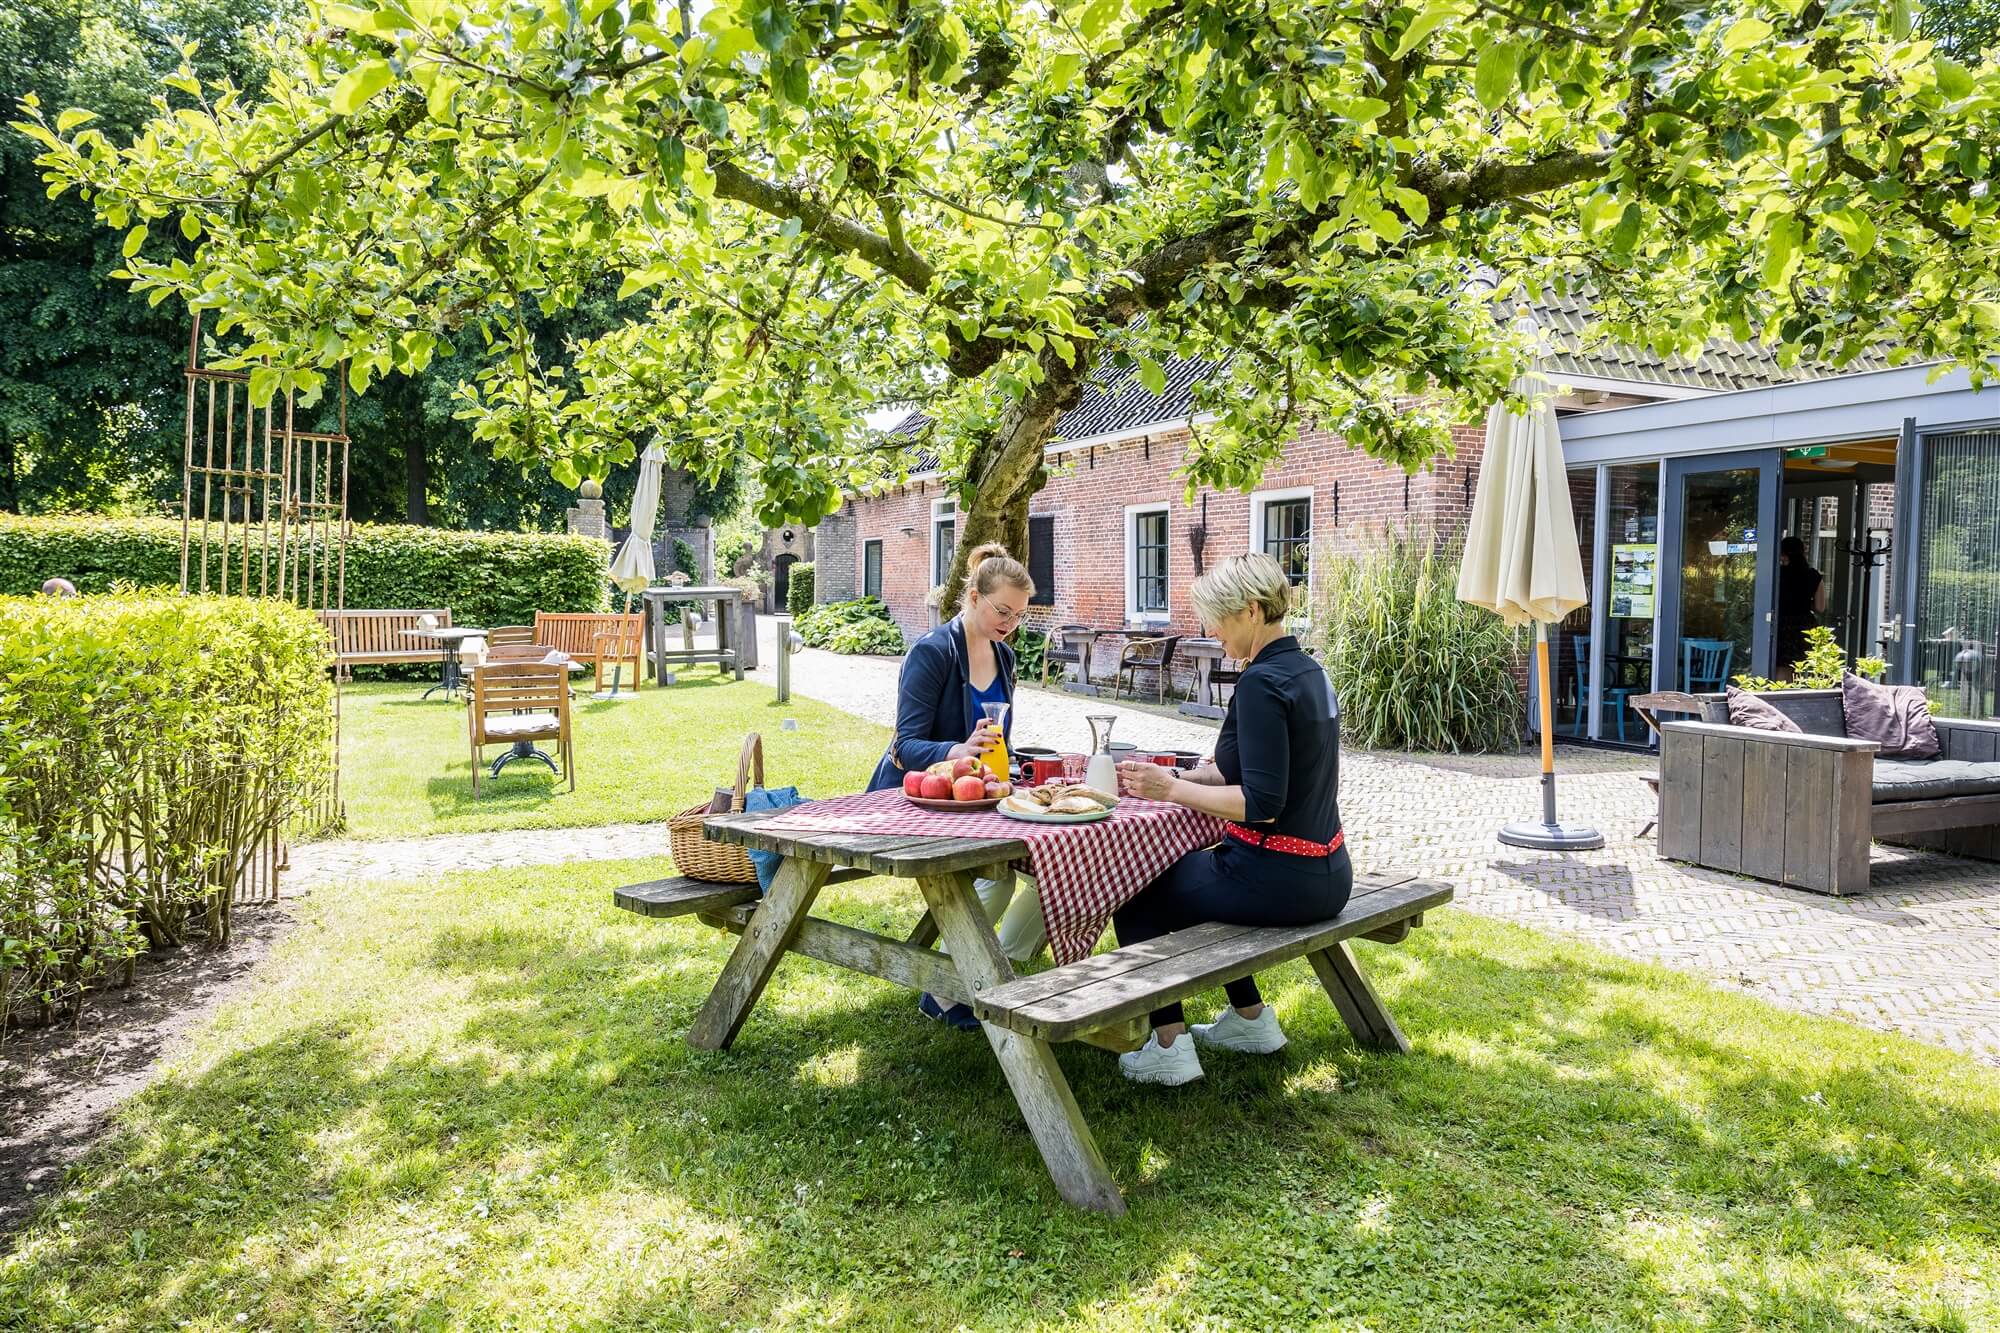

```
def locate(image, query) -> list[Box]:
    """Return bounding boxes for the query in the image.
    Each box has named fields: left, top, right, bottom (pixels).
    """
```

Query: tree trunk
left=405, top=436, right=430, bottom=525
left=939, top=346, right=1095, bottom=607
left=0, top=432, right=18, bottom=513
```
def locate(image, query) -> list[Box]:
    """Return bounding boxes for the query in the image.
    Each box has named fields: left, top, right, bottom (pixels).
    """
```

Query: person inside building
left=1776, top=534, right=1828, bottom=678
left=867, top=542, right=1049, bottom=1029
left=1109, top=552, right=1351, bottom=1086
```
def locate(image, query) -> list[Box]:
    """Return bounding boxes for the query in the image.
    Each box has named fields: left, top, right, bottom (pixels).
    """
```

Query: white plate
left=997, top=802, right=1114, bottom=825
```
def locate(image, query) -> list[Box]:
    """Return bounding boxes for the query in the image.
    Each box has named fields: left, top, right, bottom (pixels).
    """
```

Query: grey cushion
left=482, top=712, right=560, bottom=738
left=1871, top=759, right=2000, bottom=803
left=1726, top=686, right=1803, bottom=733
left=1842, top=672, right=1940, bottom=758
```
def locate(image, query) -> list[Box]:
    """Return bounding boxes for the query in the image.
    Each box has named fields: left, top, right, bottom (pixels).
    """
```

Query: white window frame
left=1249, top=486, right=1315, bottom=613
left=929, top=497, right=956, bottom=590
left=1124, top=502, right=1172, bottom=625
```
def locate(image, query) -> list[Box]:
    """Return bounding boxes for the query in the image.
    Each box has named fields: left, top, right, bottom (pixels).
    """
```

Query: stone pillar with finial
left=567, top=478, right=607, bottom=542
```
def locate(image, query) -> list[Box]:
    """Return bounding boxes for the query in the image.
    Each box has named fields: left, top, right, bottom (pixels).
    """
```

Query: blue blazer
left=867, top=616, right=1017, bottom=791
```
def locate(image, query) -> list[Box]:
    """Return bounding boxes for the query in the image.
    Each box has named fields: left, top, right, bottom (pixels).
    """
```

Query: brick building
left=819, top=297, right=1968, bottom=719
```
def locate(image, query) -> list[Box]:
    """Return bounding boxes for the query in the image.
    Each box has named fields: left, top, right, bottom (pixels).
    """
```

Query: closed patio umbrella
left=604, top=440, right=666, bottom=695
left=1457, top=371, right=1604, bottom=850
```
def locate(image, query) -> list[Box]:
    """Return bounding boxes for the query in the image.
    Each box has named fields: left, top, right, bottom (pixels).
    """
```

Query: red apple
left=952, top=775, right=986, bottom=802
left=992, top=781, right=1011, bottom=797
left=920, top=774, right=952, bottom=799
left=951, top=757, right=978, bottom=780
left=902, top=771, right=927, bottom=797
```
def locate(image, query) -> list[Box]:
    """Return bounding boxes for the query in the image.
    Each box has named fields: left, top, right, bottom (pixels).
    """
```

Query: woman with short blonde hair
left=1110, top=552, right=1351, bottom=1086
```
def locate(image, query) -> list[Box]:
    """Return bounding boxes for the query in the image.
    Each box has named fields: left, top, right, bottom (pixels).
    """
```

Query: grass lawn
left=4, top=859, right=1995, bottom=1330
left=335, top=676, right=890, bottom=840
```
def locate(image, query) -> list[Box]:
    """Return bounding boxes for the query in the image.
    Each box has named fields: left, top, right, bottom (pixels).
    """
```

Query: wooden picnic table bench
left=612, top=808, right=1452, bottom=1215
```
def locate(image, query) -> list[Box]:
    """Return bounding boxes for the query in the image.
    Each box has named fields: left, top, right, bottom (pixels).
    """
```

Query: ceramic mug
left=1029, top=756, right=1067, bottom=786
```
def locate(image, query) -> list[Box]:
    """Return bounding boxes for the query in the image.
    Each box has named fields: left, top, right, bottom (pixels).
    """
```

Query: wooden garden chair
left=467, top=661, right=575, bottom=795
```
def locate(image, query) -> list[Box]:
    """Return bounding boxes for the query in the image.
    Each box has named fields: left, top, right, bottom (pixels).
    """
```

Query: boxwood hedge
left=0, top=515, right=610, bottom=626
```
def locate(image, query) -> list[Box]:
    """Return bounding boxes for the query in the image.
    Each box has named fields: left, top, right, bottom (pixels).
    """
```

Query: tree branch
left=709, top=160, right=935, bottom=293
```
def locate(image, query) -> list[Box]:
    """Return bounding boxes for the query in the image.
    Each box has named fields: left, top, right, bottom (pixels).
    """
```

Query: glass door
left=1658, top=451, right=1783, bottom=692
left=1894, top=424, right=2000, bottom=719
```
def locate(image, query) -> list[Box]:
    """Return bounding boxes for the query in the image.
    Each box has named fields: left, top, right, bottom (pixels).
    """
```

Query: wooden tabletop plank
left=702, top=811, right=1026, bottom=875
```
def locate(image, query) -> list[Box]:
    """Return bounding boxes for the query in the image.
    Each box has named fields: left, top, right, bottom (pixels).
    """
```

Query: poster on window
left=1611, top=543, right=1657, bottom=619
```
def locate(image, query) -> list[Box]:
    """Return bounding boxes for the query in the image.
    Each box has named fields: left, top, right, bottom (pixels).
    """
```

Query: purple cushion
left=1839, top=672, right=1940, bottom=759
left=1726, top=686, right=1804, bottom=734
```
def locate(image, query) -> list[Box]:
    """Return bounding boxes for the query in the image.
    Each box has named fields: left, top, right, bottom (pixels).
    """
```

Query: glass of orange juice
left=979, top=701, right=1011, bottom=779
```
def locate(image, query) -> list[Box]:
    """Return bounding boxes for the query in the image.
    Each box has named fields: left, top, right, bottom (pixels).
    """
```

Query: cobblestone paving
left=292, top=624, right=2000, bottom=1065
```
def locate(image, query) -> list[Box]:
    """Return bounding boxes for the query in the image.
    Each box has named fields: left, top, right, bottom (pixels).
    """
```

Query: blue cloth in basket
left=743, top=785, right=805, bottom=892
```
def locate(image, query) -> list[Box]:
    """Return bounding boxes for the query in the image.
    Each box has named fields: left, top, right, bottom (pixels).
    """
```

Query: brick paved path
left=293, top=626, right=2000, bottom=1065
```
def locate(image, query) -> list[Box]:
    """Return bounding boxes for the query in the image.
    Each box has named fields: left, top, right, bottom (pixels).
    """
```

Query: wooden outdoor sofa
left=319, top=608, right=452, bottom=668
left=1658, top=688, right=2000, bottom=895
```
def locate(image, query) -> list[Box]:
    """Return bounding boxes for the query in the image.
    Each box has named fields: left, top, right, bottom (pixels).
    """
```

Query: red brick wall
left=842, top=417, right=1494, bottom=686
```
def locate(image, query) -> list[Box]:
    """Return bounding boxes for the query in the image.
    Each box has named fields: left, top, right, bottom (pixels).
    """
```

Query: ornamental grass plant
left=0, top=593, right=335, bottom=1027
left=1314, top=529, right=1525, bottom=753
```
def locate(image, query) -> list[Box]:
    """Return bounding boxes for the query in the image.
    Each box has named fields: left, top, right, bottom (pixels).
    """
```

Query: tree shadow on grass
left=6, top=893, right=1996, bottom=1331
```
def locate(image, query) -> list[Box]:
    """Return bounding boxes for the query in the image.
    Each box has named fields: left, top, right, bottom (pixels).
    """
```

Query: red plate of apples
left=901, top=757, right=1011, bottom=810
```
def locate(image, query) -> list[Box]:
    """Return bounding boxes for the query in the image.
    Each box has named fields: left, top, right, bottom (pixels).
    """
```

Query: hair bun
left=966, top=542, right=1012, bottom=570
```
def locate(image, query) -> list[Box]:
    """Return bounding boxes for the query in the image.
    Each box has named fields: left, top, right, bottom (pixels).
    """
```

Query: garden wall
left=0, top=516, right=610, bottom=627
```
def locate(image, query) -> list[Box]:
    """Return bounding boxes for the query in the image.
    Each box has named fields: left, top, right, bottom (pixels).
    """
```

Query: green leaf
left=1474, top=40, right=1519, bottom=111
left=1721, top=18, right=1771, bottom=54
left=180, top=213, right=201, bottom=241
left=1136, top=357, right=1167, bottom=395
left=1935, top=57, right=1974, bottom=101
left=690, top=97, right=729, bottom=139
left=1391, top=6, right=1457, bottom=60
left=1580, top=191, right=1622, bottom=236
left=1610, top=201, right=1642, bottom=258
left=122, top=224, right=148, bottom=258
left=749, top=0, right=795, bottom=53
left=1762, top=213, right=1800, bottom=288
left=656, top=135, right=686, bottom=188
left=56, top=108, right=96, bottom=133
left=927, top=331, right=951, bottom=360
left=774, top=59, right=810, bottom=107
left=1824, top=207, right=1876, bottom=258
left=331, top=59, right=395, bottom=116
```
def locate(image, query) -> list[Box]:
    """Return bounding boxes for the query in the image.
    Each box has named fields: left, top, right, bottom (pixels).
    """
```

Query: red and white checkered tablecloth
left=751, top=788, right=1226, bottom=965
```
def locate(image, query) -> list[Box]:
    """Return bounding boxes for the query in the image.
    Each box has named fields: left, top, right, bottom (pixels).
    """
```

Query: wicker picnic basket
left=668, top=733, right=765, bottom=883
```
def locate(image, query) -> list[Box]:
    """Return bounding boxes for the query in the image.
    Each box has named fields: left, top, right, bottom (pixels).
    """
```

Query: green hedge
left=0, top=515, right=610, bottom=627
left=1, top=594, right=336, bottom=1026
left=787, top=561, right=816, bottom=617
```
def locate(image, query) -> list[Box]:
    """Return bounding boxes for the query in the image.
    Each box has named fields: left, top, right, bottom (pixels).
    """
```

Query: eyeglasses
left=988, top=603, right=1026, bottom=624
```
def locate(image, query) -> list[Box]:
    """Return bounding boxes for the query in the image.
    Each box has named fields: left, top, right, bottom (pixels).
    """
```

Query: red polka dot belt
left=1224, top=822, right=1346, bottom=857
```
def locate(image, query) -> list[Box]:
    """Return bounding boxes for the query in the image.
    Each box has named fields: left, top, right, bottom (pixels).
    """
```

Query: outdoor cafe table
left=401, top=626, right=486, bottom=700
left=694, top=788, right=1227, bottom=1213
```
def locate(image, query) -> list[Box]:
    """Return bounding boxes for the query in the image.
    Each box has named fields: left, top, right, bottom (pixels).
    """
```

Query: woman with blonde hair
left=1110, top=551, right=1351, bottom=1085
left=867, top=542, right=1048, bottom=1027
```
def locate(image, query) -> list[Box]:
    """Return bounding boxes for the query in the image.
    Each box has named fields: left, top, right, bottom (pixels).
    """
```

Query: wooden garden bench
left=612, top=808, right=1452, bottom=1215
left=532, top=611, right=644, bottom=690
left=320, top=608, right=452, bottom=667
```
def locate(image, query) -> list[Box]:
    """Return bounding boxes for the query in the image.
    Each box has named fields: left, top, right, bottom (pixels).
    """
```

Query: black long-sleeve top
left=1213, top=635, right=1343, bottom=843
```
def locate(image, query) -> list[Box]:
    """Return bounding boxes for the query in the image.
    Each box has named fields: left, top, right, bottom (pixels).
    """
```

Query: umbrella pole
left=1499, top=621, right=1606, bottom=852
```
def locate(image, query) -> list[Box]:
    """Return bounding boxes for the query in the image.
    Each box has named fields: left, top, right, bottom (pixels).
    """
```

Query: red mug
left=1150, top=753, right=1178, bottom=768
left=1030, top=756, right=1067, bottom=786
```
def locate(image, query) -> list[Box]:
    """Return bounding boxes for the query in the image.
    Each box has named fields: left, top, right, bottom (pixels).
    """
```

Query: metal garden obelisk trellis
left=179, top=314, right=351, bottom=900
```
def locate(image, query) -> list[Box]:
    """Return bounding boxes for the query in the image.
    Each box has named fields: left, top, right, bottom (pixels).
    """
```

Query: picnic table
left=640, top=586, right=746, bottom=684
left=1176, top=637, right=1241, bottom=720
left=614, top=789, right=1452, bottom=1214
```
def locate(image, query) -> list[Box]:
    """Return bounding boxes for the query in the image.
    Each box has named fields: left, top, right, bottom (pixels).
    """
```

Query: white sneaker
left=1118, top=1032, right=1204, bottom=1086
left=1191, top=1006, right=1288, bottom=1055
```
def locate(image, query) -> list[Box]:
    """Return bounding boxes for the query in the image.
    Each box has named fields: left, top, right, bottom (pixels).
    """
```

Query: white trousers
left=947, top=871, right=1047, bottom=964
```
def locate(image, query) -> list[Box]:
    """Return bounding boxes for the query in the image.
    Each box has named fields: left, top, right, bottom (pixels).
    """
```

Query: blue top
left=866, top=616, right=1016, bottom=791
left=969, top=671, right=1010, bottom=721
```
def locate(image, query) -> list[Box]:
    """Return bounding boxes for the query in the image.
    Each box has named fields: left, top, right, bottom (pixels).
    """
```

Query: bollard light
left=776, top=626, right=803, bottom=702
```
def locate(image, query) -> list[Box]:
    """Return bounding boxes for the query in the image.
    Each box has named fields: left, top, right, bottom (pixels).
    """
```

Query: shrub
left=1733, top=626, right=1889, bottom=691
left=0, top=593, right=336, bottom=1027
left=795, top=596, right=903, bottom=655
left=1313, top=530, right=1526, bottom=753
left=0, top=515, right=609, bottom=628
left=1011, top=626, right=1048, bottom=681
left=787, top=561, right=816, bottom=617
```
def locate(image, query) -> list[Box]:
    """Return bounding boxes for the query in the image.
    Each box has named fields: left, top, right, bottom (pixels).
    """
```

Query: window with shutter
left=1027, top=514, right=1055, bottom=605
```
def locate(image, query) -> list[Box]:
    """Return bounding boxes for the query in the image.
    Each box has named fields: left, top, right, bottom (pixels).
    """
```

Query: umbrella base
left=1498, top=820, right=1606, bottom=852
